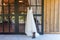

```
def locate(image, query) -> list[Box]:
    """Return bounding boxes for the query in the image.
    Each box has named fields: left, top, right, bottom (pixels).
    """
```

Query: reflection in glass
left=38, top=25, right=41, bottom=32
left=0, top=16, right=3, bottom=32
left=19, top=16, right=25, bottom=23
left=4, top=16, right=9, bottom=32
left=30, top=7, right=42, bottom=14
left=34, top=16, right=42, bottom=24
left=19, top=16, right=25, bottom=33
left=4, top=6, right=8, bottom=14
left=10, top=4, right=15, bottom=14
left=0, top=6, right=2, bottom=15
left=10, top=16, right=15, bottom=32
left=19, top=7, right=27, bottom=13
left=0, top=16, right=2, bottom=23
left=37, top=0, right=42, bottom=5
left=28, top=0, right=36, bottom=5
left=32, top=7, right=36, bottom=14
left=11, top=12, right=15, bottom=15
left=37, top=7, right=42, bottom=14
left=34, top=16, right=42, bottom=33
left=28, top=0, right=42, bottom=5
left=37, top=16, right=42, bottom=24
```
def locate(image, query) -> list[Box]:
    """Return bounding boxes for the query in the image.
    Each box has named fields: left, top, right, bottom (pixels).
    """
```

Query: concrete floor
left=0, top=34, right=60, bottom=40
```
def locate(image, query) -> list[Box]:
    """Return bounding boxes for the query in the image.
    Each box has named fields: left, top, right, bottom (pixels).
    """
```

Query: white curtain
left=25, top=7, right=39, bottom=37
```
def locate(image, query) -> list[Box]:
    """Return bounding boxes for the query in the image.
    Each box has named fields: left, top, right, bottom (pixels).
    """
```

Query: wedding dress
left=25, top=8, right=39, bottom=37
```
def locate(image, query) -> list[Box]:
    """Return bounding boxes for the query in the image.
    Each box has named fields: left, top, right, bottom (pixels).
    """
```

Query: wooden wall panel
left=58, top=0, right=60, bottom=32
left=54, top=0, right=59, bottom=32
left=50, top=0, right=55, bottom=32
left=44, top=0, right=47, bottom=33
left=44, top=0, right=60, bottom=33
left=47, top=0, right=51, bottom=32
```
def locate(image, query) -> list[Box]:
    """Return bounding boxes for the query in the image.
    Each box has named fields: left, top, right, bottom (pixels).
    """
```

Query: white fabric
left=25, top=7, right=39, bottom=37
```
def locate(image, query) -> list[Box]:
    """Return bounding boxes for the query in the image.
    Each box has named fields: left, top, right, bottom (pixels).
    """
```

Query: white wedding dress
left=25, top=8, right=39, bottom=37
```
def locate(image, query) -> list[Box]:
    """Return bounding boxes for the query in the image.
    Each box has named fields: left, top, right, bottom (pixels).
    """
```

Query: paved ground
left=0, top=34, right=60, bottom=40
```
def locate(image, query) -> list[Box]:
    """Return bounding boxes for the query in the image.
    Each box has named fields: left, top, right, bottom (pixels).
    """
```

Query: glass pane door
left=3, top=16, right=9, bottom=32
left=19, top=16, right=25, bottom=33
left=10, top=16, right=15, bottom=32
left=0, top=16, right=3, bottom=32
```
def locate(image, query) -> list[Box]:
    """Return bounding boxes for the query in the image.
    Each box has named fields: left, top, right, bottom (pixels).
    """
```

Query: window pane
left=28, top=0, right=36, bottom=5
left=4, top=6, right=8, bottom=14
left=0, top=0, right=2, bottom=5
left=10, top=16, right=15, bottom=32
left=34, top=16, right=42, bottom=33
left=19, top=16, right=25, bottom=23
left=37, top=16, right=42, bottom=24
left=19, top=6, right=27, bottom=13
left=37, top=0, right=42, bottom=5
left=37, top=7, right=42, bottom=14
left=19, top=16, right=25, bottom=33
left=0, top=16, right=3, bottom=32
left=0, top=7, right=2, bottom=14
left=34, top=16, right=42, bottom=24
left=38, top=25, right=42, bottom=32
left=4, top=16, right=9, bottom=32
left=30, top=6, right=36, bottom=14
left=28, top=0, right=42, bottom=5
left=30, top=6, right=42, bottom=14
left=10, top=4, right=15, bottom=14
